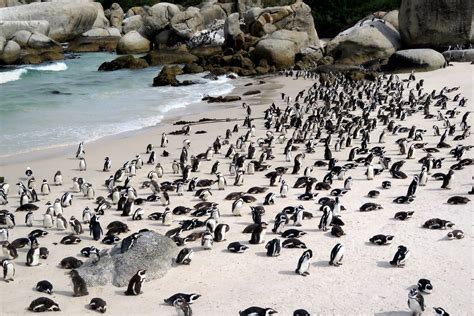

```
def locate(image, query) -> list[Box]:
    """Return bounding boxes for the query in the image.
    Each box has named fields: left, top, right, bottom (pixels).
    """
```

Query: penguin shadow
left=52, top=290, right=74, bottom=297
left=278, top=270, right=296, bottom=276
left=373, top=311, right=411, bottom=316
left=114, top=290, right=128, bottom=296
left=437, top=235, right=451, bottom=242
left=313, top=260, right=330, bottom=268
left=254, top=251, right=268, bottom=257
left=376, top=261, right=393, bottom=269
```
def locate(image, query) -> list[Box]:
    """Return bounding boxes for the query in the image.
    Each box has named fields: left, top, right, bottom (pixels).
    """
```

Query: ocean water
left=0, top=53, right=235, bottom=157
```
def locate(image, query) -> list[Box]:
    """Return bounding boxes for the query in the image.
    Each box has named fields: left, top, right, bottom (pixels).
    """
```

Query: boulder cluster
left=0, top=0, right=473, bottom=73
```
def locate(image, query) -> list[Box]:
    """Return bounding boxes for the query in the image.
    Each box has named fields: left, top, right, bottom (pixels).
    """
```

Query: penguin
left=53, top=170, right=62, bottom=186
left=89, top=297, right=107, bottom=313
left=39, top=247, right=49, bottom=259
left=433, top=307, right=450, bottom=316
left=164, top=293, right=201, bottom=306
left=227, top=242, right=248, bottom=253
left=36, top=280, right=53, bottom=294
left=281, top=229, right=306, bottom=238
left=176, top=248, right=193, bottom=265
left=292, top=206, right=304, bottom=226
left=40, top=180, right=50, bottom=195
left=382, top=181, right=391, bottom=189
left=173, top=298, right=193, bottom=316
left=329, top=243, right=345, bottom=266
left=132, top=208, right=144, bottom=221
left=90, top=216, right=103, bottom=241
left=5, top=212, right=15, bottom=228
left=344, top=177, right=353, bottom=190
left=121, top=233, right=141, bottom=253
left=406, top=175, right=419, bottom=197
left=234, top=169, right=244, bottom=186
left=70, top=269, right=88, bottom=297
left=263, top=192, right=276, bottom=205
left=147, top=151, right=156, bottom=164
left=249, top=222, right=268, bottom=244
left=239, top=307, right=278, bottom=316
left=155, top=163, right=164, bottom=178
left=60, top=235, right=81, bottom=245
left=79, top=157, right=87, bottom=171
left=331, top=225, right=345, bottom=237
left=318, top=206, right=333, bottom=231
left=162, top=208, right=173, bottom=226
left=2, top=242, right=18, bottom=259
left=295, top=249, right=313, bottom=276
left=28, top=297, right=60, bottom=312
left=25, top=210, right=34, bottom=227
left=394, top=211, right=414, bottom=220
left=26, top=244, right=40, bottom=266
left=366, top=163, right=374, bottom=180
left=417, top=278, right=433, bottom=294
left=272, top=213, right=288, bottom=234
left=201, top=230, right=214, bottom=249
left=369, top=234, right=394, bottom=245
left=125, top=269, right=146, bottom=295
left=447, top=229, right=464, bottom=239
left=2, top=259, right=15, bottom=282
left=102, top=235, right=120, bottom=245
left=60, top=257, right=83, bottom=269
left=390, top=245, right=410, bottom=267
left=214, top=223, right=230, bottom=242
left=407, top=288, right=425, bottom=316
left=292, top=153, right=305, bottom=174
left=232, top=198, right=244, bottom=216
left=25, top=167, right=33, bottom=179
left=282, top=238, right=307, bottom=249
left=419, top=166, right=428, bottom=186
left=82, top=207, right=92, bottom=223
left=441, top=170, right=454, bottom=189
left=69, top=216, right=83, bottom=235
left=265, top=238, right=281, bottom=257
left=280, top=180, right=289, bottom=197
left=60, top=192, right=73, bottom=208
left=56, top=213, right=68, bottom=230
left=216, top=173, right=227, bottom=190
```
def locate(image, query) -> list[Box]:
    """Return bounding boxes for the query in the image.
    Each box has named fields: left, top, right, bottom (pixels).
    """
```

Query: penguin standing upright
left=232, top=198, right=244, bottom=216
left=40, top=180, right=51, bottom=195
left=201, top=231, right=214, bottom=249
left=25, top=211, right=34, bottom=227
left=2, top=259, right=15, bottom=282
left=161, top=133, right=168, bottom=148
left=406, top=175, right=419, bottom=197
left=366, top=163, right=374, bottom=180
left=441, top=170, right=454, bottom=189
left=280, top=180, right=289, bottom=198
left=56, top=213, right=68, bottom=230
left=329, top=243, right=345, bottom=266
left=103, top=157, right=111, bottom=172
left=125, top=270, right=146, bottom=296
left=162, top=208, right=173, bottom=226
left=76, top=142, right=85, bottom=158
left=89, top=215, right=103, bottom=241
left=295, top=249, right=313, bottom=276
left=292, top=153, right=305, bottom=174
left=265, top=238, right=281, bottom=257
left=319, top=206, right=333, bottom=231
left=70, top=270, right=89, bottom=297
left=419, top=166, right=428, bottom=186
left=407, top=288, right=425, bottom=316
left=249, top=223, right=268, bottom=244
left=79, top=157, right=87, bottom=171
left=344, top=177, right=353, bottom=190
left=53, top=171, right=63, bottom=185
left=390, top=245, right=410, bottom=267
left=26, top=244, right=40, bottom=266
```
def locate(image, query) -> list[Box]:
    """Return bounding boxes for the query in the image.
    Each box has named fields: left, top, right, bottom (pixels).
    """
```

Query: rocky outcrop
left=98, top=55, right=149, bottom=71
left=182, top=63, right=204, bottom=73
left=0, top=0, right=20, bottom=8
left=77, top=231, right=176, bottom=287
left=143, top=3, right=181, bottom=38
left=170, top=5, right=226, bottom=40
left=68, top=27, right=121, bottom=53
left=91, top=2, right=109, bottom=29
left=152, top=65, right=185, bottom=86
left=11, top=30, right=62, bottom=52
left=142, top=47, right=198, bottom=66
left=399, top=0, right=474, bottom=48
left=254, top=30, right=309, bottom=67
left=237, top=0, right=262, bottom=15
left=202, top=95, right=242, bottom=102
left=224, top=13, right=244, bottom=50
left=107, top=2, right=124, bottom=32
left=384, top=49, right=447, bottom=72
left=0, top=20, right=50, bottom=39
left=122, top=15, right=143, bottom=34
left=0, top=2, right=98, bottom=42
left=326, top=20, right=401, bottom=65
left=443, top=49, right=474, bottom=62
left=116, top=30, right=150, bottom=54
left=0, top=39, right=20, bottom=64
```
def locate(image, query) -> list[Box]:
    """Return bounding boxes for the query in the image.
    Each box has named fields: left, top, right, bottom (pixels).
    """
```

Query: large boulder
left=399, top=0, right=474, bottom=48
left=0, top=39, right=20, bottom=64
left=384, top=49, right=447, bottom=72
left=152, top=65, right=184, bottom=86
left=11, top=30, right=62, bottom=52
left=170, top=5, right=226, bottom=40
left=237, top=0, right=261, bottom=16
left=108, top=3, right=124, bottom=32
left=254, top=38, right=298, bottom=67
left=77, top=231, right=177, bottom=287
left=143, top=3, right=181, bottom=38
left=68, top=27, right=121, bottom=52
left=224, top=12, right=244, bottom=49
left=142, top=48, right=198, bottom=65
left=92, top=2, right=109, bottom=29
left=326, top=20, right=401, bottom=65
left=245, top=0, right=319, bottom=47
left=116, top=30, right=150, bottom=54
left=0, top=0, right=20, bottom=8
left=0, top=2, right=98, bottom=42
left=98, top=54, right=149, bottom=71
left=0, top=20, right=50, bottom=39
left=443, top=49, right=474, bottom=62
left=122, top=15, right=143, bottom=34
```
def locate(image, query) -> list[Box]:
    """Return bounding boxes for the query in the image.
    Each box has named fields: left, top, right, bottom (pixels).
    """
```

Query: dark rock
left=21, top=54, right=42, bottom=64
left=242, top=90, right=261, bottom=96
left=202, top=95, right=242, bottom=103
left=142, top=48, right=198, bottom=66
left=182, top=63, right=204, bottom=74
left=383, top=49, right=447, bottom=72
left=152, top=65, right=192, bottom=87
left=98, top=55, right=149, bottom=71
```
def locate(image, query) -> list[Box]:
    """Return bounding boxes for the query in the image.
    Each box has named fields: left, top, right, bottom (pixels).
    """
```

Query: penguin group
left=0, top=64, right=471, bottom=315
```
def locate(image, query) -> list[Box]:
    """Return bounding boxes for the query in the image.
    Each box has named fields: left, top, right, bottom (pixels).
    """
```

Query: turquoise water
left=0, top=53, right=234, bottom=157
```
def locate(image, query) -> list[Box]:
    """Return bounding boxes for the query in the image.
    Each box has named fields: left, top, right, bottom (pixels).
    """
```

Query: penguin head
left=433, top=307, right=449, bottom=315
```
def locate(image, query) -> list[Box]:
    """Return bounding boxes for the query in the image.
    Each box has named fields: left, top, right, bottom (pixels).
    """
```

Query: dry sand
left=0, top=63, right=472, bottom=315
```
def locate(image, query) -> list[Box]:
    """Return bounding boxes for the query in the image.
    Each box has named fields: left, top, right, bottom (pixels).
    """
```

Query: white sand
left=0, top=64, right=472, bottom=315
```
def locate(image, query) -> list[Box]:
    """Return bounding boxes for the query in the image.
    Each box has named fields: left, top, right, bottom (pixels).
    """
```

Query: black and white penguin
left=263, top=192, right=276, bottom=205
left=239, top=307, right=278, bottom=316
left=39, top=247, right=49, bottom=259
left=79, top=157, right=87, bottom=171
left=394, top=211, right=414, bottom=220
left=417, top=278, right=433, bottom=294
left=406, top=175, right=419, bottom=197
left=369, top=234, right=394, bottom=245
left=60, top=235, right=81, bottom=245
left=121, top=233, right=141, bottom=253
left=60, top=256, right=83, bottom=269
left=102, top=235, right=120, bottom=245
left=272, top=213, right=288, bottom=234
left=60, top=192, right=73, bottom=207
left=280, top=179, right=289, bottom=197
left=26, top=244, right=41, bottom=266
left=125, top=269, right=146, bottom=295
left=176, top=248, right=193, bottom=265
left=331, top=225, right=345, bottom=237
left=214, top=224, right=230, bottom=242
left=433, top=307, right=450, bottom=316
left=329, top=243, right=345, bottom=266
left=390, top=245, right=410, bottom=267
left=318, top=206, right=333, bottom=231
left=382, top=181, right=392, bottom=189
left=407, top=288, right=425, bottom=316
left=89, top=297, right=107, bottom=313
left=2, top=259, right=15, bottom=282
left=441, top=170, right=454, bottom=189
left=265, top=238, right=281, bottom=257
left=232, top=198, right=244, bottom=216
left=447, top=229, right=464, bottom=239
left=40, top=179, right=51, bottom=195
left=201, top=230, right=214, bottom=249
left=281, top=229, right=306, bottom=238
left=89, top=215, right=103, bottom=241
left=227, top=242, right=249, bottom=253
left=249, top=222, right=268, bottom=244
left=25, top=210, right=34, bottom=227
left=2, top=242, right=18, bottom=259
left=69, top=216, right=83, bottom=235
left=36, top=280, right=53, bottom=294
left=28, top=297, right=60, bottom=312
left=282, top=238, right=307, bottom=249
left=295, top=249, right=313, bottom=276
left=164, top=293, right=201, bottom=306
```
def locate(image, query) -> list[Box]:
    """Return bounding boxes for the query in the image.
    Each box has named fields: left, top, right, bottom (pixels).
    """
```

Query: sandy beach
left=0, top=63, right=472, bottom=315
